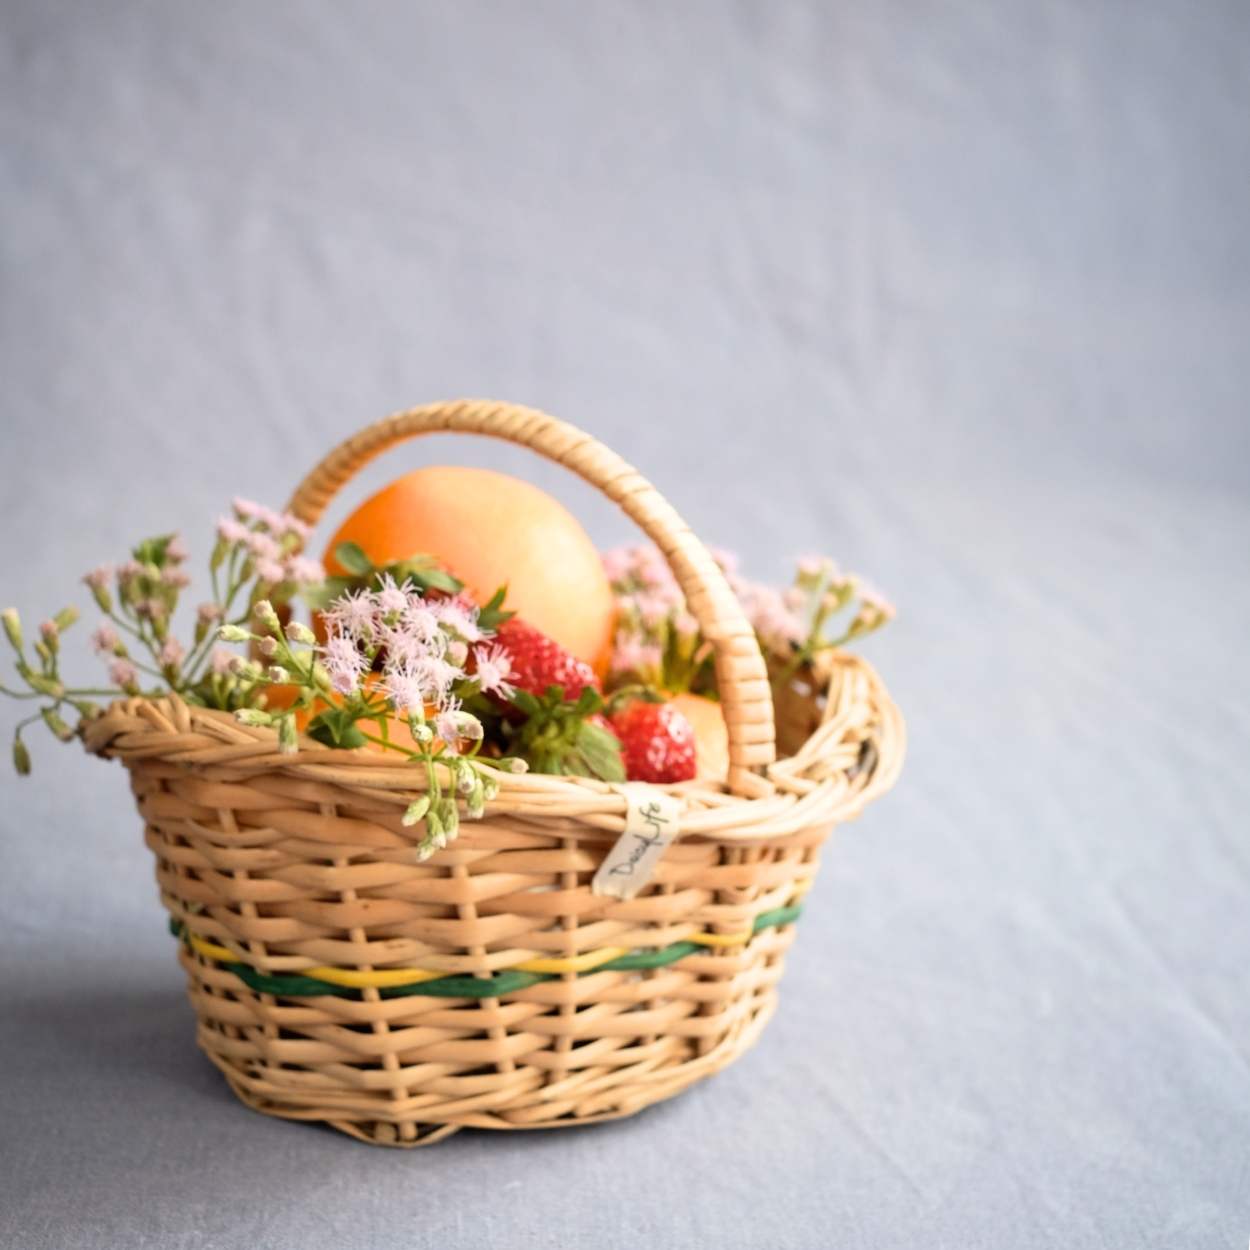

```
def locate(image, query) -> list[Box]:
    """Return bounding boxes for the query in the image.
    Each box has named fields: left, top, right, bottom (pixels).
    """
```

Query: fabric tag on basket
left=592, top=785, right=683, bottom=900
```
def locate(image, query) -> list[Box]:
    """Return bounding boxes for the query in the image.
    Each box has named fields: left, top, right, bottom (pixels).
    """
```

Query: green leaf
left=306, top=706, right=368, bottom=750
left=301, top=575, right=355, bottom=611
left=334, top=541, right=375, bottom=577
left=132, top=533, right=177, bottom=567
left=576, top=720, right=625, bottom=782
left=405, top=565, right=462, bottom=595
left=477, top=585, right=514, bottom=632
left=509, top=689, right=542, bottom=717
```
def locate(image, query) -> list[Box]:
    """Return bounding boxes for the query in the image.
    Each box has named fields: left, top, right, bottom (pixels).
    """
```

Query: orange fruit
left=670, top=692, right=729, bottom=783
left=325, top=466, right=615, bottom=671
left=265, top=680, right=442, bottom=754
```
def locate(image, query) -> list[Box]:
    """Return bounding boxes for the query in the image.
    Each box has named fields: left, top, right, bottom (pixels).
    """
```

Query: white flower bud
left=1, top=608, right=22, bottom=653
left=253, top=600, right=281, bottom=634
left=234, top=708, right=273, bottom=727
left=402, top=796, right=431, bottom=827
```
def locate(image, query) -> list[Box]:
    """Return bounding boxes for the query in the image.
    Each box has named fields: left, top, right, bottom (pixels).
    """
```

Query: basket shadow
left=8, top=975, right=709, bottom=1153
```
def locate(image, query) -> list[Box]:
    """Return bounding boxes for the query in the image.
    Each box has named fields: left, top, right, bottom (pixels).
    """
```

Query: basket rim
left=82, top=650, right=904, bottom=846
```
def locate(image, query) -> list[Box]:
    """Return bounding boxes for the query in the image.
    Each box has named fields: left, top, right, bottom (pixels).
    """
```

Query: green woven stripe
left=170, top=903, right=803, bottom=1001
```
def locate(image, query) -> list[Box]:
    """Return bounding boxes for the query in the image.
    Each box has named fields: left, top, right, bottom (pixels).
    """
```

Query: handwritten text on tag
left=591, top=785, right=682, bottom=900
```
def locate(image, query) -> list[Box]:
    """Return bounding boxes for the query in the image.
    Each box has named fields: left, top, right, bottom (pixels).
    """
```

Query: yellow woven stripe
left=516, top=946, right=629, bottom=975
left=185, top=933, right=449, bottom=988
left=184, top=885, right=808, bottom=988
left=685, top=928, right=752, bottom=949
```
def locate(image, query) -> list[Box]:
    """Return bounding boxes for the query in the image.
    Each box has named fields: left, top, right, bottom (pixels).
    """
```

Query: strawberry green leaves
left=507, top=685, right=625, bottom=782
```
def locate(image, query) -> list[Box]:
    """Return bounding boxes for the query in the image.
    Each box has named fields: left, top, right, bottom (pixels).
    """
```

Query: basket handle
left=285, top=399, right=776, bottom=798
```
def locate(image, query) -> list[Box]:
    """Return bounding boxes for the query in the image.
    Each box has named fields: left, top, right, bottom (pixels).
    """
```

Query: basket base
left=201, top=995, right=777, bottom=1148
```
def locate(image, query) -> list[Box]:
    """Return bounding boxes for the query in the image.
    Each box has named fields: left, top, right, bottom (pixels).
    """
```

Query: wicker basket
left=84, top=400, right=904, bottom=1147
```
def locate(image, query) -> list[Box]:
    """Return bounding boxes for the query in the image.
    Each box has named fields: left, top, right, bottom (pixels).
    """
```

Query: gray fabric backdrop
left=2, top=3, right=1248, bottom=1247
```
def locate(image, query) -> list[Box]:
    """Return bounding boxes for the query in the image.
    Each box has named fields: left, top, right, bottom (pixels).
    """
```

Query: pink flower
left=277, top=512, right=312, bottom=541
left=91, top=623, right=118, bottom=655
left=783, top=586, right=807, bottom=611
left=383, top=667, right=428, bottom=714
left=399, top=600, right=442, bottom=647
left=434, top=698, right=464, bottom=752
left=610, top=637, right=662, bottom=675
left=209, top=647, right=235, bottom=676
left=197, top=602, right=223, bottom=624
left=256, top=557, right=287, bottom=585
left=406, top=653, right=460, bottom=701
left=472, top=644, right=515, bottom=698
left=159, top=638, right=185, bottom=668
left=673, top=609, right=699, bottom=637
left=321, top=635, right=367, bottom=695
left=165, top=535, right=189, bottom=563
left=601, top=547, right=632, bottom=582
left=322, top=589, right=377, bottom=641
left=135, top=597, right=167, bottom=621
left=216, top=517, right=249, bottom=545
left=375, top=574, right=409, bottom=618
left=795, top=554, right=837, bottom=591
left=83, top=565, right=113, bottom=591
left=108, top=658, right=138, bottom=689
left=246, top=530, right=281, bottom=561
left=709, top=546, right=740, bottom=575
left=380, top=623, right=431, bottom=670
left=857, top=583, right=896, bottom=620
left=636, top=590, right=678, bottom=627
left=286, top=556, right=324, bottom=586
left=161, top=567, right=190, bottom=589
left=39, top=619, right=58, bottom=644
left=232, top=498, right=263, bottom=521
left=738, top=583, right=805, bottom=651
left=636, top=548, right=675, bottom=590
left=432, top=598, right=483, bottom=643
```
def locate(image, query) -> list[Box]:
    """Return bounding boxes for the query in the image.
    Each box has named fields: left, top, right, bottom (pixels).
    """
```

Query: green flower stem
left=180, top=557, right=255, bottom=685
left=357, top=729, right=424, bottom=759
left=770, top=628, right=855, bottom=693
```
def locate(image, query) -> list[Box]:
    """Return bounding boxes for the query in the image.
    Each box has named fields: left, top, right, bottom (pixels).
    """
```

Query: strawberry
left=610, top=698, right=697, bottom=784
left=493, top=619, right=622, bottom=781
left=494, top=617, right=599, bottom=701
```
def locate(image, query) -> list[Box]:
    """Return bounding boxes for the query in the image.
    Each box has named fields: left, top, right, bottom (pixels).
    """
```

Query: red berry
left=495, top=618, right=599, bottom=701
left=610, top=700, right=697, bottom=783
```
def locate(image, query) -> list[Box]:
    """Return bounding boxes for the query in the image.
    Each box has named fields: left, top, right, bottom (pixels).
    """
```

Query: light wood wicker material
left=84, top=400, right=905, bottom=1147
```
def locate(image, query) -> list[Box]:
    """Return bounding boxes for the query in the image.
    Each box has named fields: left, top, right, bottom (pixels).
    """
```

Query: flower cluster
left=214, top=499, right=324, bottom=596
left=602, top=544, right=894, bottom=697
left=2, top=501, right=328, bottom=776
left=224, top=588, right=520, bottom=858
left=316, top=576, right=514, bottom=751
left=601, top=544, right=706, bottom=691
